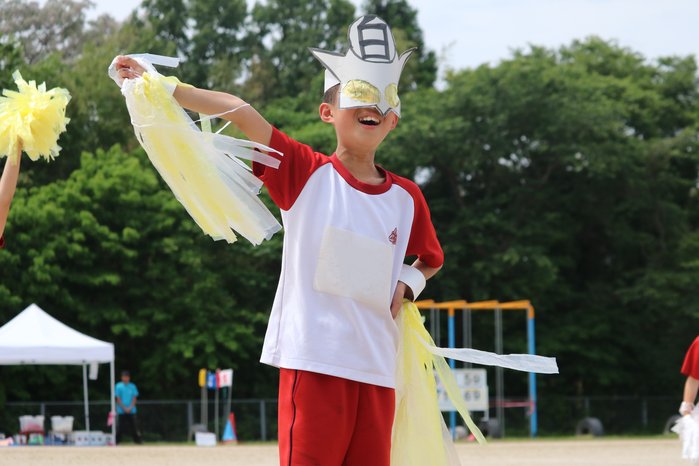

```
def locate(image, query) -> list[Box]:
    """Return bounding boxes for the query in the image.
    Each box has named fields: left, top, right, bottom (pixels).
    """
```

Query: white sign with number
left=437, top=368, right=488, bottom=412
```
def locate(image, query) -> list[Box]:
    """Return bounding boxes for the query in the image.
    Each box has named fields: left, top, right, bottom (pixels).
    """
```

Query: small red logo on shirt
left=389, top=228, right=398, bottom=245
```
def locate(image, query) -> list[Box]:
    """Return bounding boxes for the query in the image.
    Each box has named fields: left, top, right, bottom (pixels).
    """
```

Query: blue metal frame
left=448, top=309, right=456, bottom=438
left=527, top=310, right=537, bottom=437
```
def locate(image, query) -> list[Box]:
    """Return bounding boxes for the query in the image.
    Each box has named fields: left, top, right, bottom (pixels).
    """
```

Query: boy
left=115, top=15, right=442, bottom=465
left=0, top=147, right=21, bottom=249
left=115, top=370, right=143, bottom=444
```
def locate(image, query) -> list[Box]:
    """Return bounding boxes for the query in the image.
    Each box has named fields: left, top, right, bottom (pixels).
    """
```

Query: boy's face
left=121, top=374, right=130, bottom=384
left=320, top=103, right=398, bottom=154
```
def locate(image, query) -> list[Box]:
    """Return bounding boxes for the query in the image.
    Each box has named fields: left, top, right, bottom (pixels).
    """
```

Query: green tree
left=0, top=0, right=96, bottom=64
left=385, top=38, right=699, bottom=397
left=0, top=146, right=282, bottom=401
left=245, top=0, right=356, bottom=103
left=141, top=0, right=248, bottom=89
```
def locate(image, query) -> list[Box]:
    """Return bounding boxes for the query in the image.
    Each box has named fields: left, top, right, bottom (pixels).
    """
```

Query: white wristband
left=399, top=264, right=426, bottom=301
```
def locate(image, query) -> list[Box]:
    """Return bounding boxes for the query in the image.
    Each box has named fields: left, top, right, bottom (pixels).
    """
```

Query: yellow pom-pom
left=0, top=71, right=71, bottom=164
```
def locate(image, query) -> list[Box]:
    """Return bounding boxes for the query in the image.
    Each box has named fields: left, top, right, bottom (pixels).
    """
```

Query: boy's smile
left=357, top=109, right=382, bottom=127
left=332, top=106, right=398, bottom=154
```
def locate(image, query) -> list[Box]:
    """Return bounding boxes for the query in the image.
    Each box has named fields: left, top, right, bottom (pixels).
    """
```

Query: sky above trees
left=86, top=0, right=699, bottom=73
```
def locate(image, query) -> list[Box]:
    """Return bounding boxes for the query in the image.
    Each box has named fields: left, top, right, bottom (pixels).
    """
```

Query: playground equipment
left=414, top=299, right=540, bottom=438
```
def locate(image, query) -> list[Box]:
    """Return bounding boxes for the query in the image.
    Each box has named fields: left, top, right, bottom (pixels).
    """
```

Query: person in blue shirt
left=115, top=370, right=143, bottom=444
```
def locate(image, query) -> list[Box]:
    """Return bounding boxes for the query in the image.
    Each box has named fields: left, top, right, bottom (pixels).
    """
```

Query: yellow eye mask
left=342, top=80, right=381, bottom=104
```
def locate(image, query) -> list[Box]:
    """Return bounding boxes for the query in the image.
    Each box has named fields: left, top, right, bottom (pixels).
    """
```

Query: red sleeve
left=252, top=127, right=330, bottom=211
left=0, top=235, right=4, bottom=249
left=682, top=337, right=699, bottom=379
left=393, top=175, right=444, bottom=268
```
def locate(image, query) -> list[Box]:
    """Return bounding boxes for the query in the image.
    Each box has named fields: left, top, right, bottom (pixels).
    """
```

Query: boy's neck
left=335, top=147, right=385, bottom=185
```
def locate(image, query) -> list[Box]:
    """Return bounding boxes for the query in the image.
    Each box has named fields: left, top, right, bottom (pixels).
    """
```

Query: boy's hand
left=680, top=401, right=694, bottom=416
left=390, top=281, right=409, bottom=319
left=115, top=55, right=146, bottom=80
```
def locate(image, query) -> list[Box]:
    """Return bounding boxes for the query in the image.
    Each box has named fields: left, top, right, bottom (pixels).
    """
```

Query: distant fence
left=2, top=399, right=278, bottom=442
left=1, top=396, right=678, bottom=441
left=537, top=395, right=679, bottom=435
left=485, top=395, right=678, bottom=437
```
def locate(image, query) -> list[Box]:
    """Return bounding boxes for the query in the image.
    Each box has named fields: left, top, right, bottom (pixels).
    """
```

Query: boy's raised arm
left=173, top=86, right=272, bottom=147
left=114, top=55, right=272, bottom=146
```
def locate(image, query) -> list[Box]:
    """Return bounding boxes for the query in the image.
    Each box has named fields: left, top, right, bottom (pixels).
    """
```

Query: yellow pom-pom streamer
left=393, top=301, right=485, bottom=466
left=393, top=301, right=559, bottom=465
left=120, top=67, right=281, bottom=245
left=0, top=71, right=71, bottom=164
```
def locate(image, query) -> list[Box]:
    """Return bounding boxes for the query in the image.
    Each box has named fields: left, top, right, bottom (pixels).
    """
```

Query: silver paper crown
left=310, top=15, right=415, bottom=117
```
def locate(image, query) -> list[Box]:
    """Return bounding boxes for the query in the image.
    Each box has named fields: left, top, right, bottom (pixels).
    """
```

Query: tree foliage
left=0, top=0, right=108, bottom=64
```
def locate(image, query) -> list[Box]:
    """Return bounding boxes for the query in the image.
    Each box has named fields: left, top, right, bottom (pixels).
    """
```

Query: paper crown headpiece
left=310, top=15, right=415, bottom=117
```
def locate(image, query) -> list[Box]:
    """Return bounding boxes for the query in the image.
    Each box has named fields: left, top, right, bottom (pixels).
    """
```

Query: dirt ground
left=0, top=437, right=687, bottom=466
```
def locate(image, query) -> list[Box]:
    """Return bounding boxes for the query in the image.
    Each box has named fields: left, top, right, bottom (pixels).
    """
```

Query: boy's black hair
left=121, top=370, right=130, bottom=377
left=323, top=84, right=340, bottom=105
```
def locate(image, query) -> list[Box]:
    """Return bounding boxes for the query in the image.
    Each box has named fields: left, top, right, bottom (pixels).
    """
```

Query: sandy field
left=0, top=438, right=687, bottom=466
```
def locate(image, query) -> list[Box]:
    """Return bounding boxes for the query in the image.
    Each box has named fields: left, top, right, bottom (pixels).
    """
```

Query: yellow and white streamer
left=115, top=55, right=281, bottom=245
left=393, top=301, right=558, bottom=465
left=0, top=71, right=71, bottom=164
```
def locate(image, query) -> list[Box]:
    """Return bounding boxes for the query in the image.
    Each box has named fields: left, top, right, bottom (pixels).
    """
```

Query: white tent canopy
left=0, top=304, right=116, bottom=439
left=0, top=304, right=114, bottom=364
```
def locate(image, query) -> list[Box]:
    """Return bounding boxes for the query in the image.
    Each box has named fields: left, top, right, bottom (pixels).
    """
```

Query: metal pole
left=260, top=400, right=267, bottom=441
left=226, top=378, right=233, bottom=422
left=464, top=309, right=472, bottom=347
left=463, top=308, right=472, bottom=367
left=214, top=384, right=219, bottom=440
left=494, top=307, right=504, bottom=437
left=448, top=308, right=456, bottom=439
left=201, top=385, right=207, bottom=426
left=202, top=371, right=209, bottom=431
left=82, top=364, right=91, bottom=433
left=187, top=401, right=193, bottom=438
left=527, top=307, right=537, bottom=437
left=110, top=361, right=116, bottom=444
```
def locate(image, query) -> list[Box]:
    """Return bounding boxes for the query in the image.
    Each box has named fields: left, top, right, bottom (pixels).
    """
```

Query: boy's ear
left=388, top=112, right=399, bottom=130
left=319, top=103, right=335, bottom=124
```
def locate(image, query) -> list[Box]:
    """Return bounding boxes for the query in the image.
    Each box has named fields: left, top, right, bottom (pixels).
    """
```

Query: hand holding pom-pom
left=0, top=71, right=71, bottom=164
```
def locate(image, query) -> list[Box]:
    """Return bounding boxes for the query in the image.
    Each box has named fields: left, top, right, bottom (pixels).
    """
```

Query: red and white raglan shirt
left=254, top=128, right=443, bottom=389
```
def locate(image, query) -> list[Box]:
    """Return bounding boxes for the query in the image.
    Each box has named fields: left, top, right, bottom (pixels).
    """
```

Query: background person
left=115, top=370, right=143, bottom=444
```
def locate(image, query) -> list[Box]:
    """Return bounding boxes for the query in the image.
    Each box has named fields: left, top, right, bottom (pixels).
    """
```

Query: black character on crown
left=356, top=15, right=390, bottom=61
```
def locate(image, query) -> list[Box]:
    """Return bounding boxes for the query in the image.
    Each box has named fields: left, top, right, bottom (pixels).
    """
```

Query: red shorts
left=278, top=368, right=395, bottom=466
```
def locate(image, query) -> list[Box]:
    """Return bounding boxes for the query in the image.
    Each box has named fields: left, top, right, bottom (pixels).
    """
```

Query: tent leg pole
left=83, top=364, right=91, bottom=433
left=110, top=361, right=116, bottom=445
